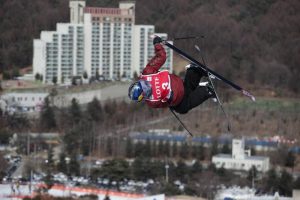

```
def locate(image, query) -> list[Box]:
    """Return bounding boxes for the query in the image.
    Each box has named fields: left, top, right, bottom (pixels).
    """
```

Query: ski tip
left=242, top=90, right=256, bottom=102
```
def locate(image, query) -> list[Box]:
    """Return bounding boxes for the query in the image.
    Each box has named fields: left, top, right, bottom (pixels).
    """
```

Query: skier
left=128, top=37, right=215, bottom=114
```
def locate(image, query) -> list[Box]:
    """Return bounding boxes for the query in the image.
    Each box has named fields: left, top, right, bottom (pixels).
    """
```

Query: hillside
left=0, top=0, right=299, bottom=95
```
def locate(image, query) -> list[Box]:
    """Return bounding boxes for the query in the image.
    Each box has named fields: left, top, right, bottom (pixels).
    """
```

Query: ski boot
left=199, top=81, right=217, bottom=102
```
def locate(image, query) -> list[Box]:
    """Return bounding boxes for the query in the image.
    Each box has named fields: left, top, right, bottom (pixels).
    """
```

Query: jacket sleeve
left=142, top=43, right=167, bottom=75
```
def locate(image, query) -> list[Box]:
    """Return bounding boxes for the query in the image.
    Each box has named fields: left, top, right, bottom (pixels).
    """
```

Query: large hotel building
left=33, top=1, right=173, bottom=84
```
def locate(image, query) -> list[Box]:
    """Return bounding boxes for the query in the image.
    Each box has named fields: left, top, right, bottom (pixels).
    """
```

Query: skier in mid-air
left=128, top=37, right=215, bottom=114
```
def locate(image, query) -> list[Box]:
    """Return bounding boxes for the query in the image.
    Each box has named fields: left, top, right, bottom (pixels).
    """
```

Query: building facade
left=33, top=23, right=85, bottom=84
left=33, top=1, right=172, bottom=84
left=0, top=92, right=49, bottom=113
left=212, top=139, right=270, bottom=172
left=83, top=2, right=135, bottom=80
left=132, top=25, right=155, bottom=75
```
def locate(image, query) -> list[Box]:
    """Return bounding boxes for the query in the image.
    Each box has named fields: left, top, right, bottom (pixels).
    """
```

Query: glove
left=153, top=36, right=162, bottom=45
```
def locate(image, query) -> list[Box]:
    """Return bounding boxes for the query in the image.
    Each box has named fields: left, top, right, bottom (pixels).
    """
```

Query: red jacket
left=142, top=44, right=184, bottom=108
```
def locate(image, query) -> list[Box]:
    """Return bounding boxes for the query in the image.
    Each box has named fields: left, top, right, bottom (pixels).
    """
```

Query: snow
left=215, top=186, right=293, bottom=200
left=0, top=183, right=164, bottom=200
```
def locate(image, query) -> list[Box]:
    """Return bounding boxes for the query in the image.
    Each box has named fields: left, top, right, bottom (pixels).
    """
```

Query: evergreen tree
left=64, top=129, right=81, bottom=155
left=160, top=183, right=181, bottom=196
left=106, top=136, right=113, bottom=156
left=293, top=177, right=300, bottom=190
left=40, top=97, right=56, bottom=130
left=132, top=156, right=144, bottom=180
left=104, top=100, right=117, bottom=116
left=132, top=156, right=154, bottom=180
left=175, top=160, right=188, bottom=181
left=151, top=160, right=165, bottom=178
left=247, top=165, right=258, bottom=181
left=208, top=163, right=217, bottom=172
left=47, top=147, right=54, bottom=169
left=191, top=160, right=202, bottom=174
left=96, top=69, right=100, bottom=80
left=251, top=146, right=256, bottom=156
left=191, top=145, right=197, bottom=158
left=0, top=129, right=11, bottom=145
left=285, top=151, right=296, bottom=168
left=98, top=159, right=130, bottom=185
left=133, top=71, right=138, bottom=80
left=144, top=139, right=151, bottom=157
left=197, top=144, right=205, bottom=160
left=266, top=168, right=279, bottom=193
left=221, top=142, right=231, bottom=154
left=165, top=141, right=171, bottom=157
left=83, top=71, right=88, bottom=79
left=125, top=138, right=133, bottom=158
left=172, top=142, right=178, bottom=157
left=134, top=141, right=144, bottom=157
left=69, top=154, right=80, bottom=176
left=12, top=67, right=20, bottom=78
left=52, top=76, right=57, bottom=85
left=69, top=98, right=81, bottom=125
left=279, top=170, right=293, bottom=196
left=2, top=71, right=11, bottom=80
left=158, top=140, right=164, bottom=157
left=72, top=77, right=77, bottom=85
left=179, top=142, right=189, bottom=159
left=87, top=97, right=103, bottom=121
left=217, top=165, right=227, bottom=177
left=151, top=141, right=156, bottom=157
left=210, top=139, right=219, bottom=158
left=44, top=170, right=54, bottom=191
left=58, top=153, right=67, bottom=173
left=35, top=73, right=40, bottom=81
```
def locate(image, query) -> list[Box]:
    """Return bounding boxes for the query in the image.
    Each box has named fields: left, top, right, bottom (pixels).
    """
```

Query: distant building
left=83, top=1, right=135, bottom=80
left=154, top=33, right=173, bottom=72
left=212, top=139, right=270, bottom=172
left=132, top=25, right=155, bottom=75
left=215, top=186, right=292, bottom=200
left=132, top=28, right=173, bottom=75
left=0, top=92, right=48, bottom=113
left=33, top=0, right=173, bottom=84
left=1, top=81, right=131, bottom=114
left=33, top=23, right=85, bottom=84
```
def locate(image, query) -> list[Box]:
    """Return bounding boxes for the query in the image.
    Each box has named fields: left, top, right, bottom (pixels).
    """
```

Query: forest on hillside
left=0, top=0, right=299, bottom=94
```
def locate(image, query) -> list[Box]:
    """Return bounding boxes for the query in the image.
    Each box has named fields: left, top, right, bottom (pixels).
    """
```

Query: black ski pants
left=170, top=67, right=211, bottom=114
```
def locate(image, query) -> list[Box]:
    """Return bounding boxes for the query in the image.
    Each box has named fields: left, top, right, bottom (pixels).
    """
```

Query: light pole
left=65, top=157, right=71, bottom=175
left=165, top=164, right=169, bottom=183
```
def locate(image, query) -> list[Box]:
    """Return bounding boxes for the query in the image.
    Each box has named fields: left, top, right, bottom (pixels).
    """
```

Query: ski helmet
left=128, top=81, right=144, bottom=102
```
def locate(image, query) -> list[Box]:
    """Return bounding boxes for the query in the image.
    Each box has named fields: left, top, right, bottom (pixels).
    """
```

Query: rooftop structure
left=212, top=139, right=270, bottom=172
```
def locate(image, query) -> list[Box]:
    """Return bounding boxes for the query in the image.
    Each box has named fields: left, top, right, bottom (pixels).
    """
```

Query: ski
left=207, top=73, right=231, bottom=132
left=160, top=37, right=256, bottom=102
left=169, top=108, right=194, bottom=137
left=194, top=44, right=231, bottom=132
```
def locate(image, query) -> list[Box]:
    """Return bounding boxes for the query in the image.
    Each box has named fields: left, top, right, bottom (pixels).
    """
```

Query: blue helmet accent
left=128, top=81, right=143, bottom=101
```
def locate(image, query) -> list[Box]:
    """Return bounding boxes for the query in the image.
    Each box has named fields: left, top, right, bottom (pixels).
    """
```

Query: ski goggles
left=128, top=82, right=144, bottom=102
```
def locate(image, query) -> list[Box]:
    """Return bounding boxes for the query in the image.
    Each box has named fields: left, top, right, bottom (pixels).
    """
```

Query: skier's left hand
left=153, top=36, right=162, bottom=45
